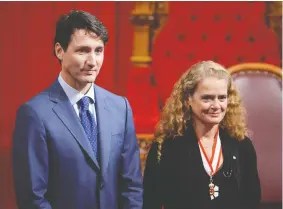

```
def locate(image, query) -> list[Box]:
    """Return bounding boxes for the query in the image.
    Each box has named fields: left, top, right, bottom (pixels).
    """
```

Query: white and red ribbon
left=198, top=130, right=222, bottom=176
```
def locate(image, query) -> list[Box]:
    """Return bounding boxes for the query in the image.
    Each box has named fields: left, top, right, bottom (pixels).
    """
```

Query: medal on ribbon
left=209, top=176, right=219, bottom=200
left=198, top=129, right=222, bottom=200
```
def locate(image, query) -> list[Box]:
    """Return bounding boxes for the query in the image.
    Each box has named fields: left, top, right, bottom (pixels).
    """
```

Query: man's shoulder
left=95, top=85, right=127, bottom=106
left=19, top=83, right=55, bottom=115
left=95, top=85, right=121, bottom=98
left=26, top=86, right=52, bottom=106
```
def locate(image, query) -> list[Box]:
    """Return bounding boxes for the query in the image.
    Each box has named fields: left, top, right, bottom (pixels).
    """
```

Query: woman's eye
left=219, top=96, right=227, bottom=101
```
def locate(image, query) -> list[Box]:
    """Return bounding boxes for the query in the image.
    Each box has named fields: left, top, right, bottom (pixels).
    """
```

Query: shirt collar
left=58, top=72, right=95, bottom=106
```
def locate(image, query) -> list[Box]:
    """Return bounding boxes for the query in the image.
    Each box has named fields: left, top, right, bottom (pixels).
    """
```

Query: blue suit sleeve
left=12, top=104, right=52, bottom=209
left=119, top=98, right=143, bottom=209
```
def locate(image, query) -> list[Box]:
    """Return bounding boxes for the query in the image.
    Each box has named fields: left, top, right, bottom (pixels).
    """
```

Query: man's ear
left=54, top=43, right=64, bottom=61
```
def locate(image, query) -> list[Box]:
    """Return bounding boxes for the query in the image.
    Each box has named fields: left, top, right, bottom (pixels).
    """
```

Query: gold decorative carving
left=130, top=2, right=168, bottom=67
left=137, top=134, right=154, bottom=175
left=265, top=2, right=282, bottom=64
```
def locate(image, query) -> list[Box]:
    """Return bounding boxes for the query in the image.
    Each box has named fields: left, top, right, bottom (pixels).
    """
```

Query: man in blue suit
left=12, top=10, right=143, bottom=209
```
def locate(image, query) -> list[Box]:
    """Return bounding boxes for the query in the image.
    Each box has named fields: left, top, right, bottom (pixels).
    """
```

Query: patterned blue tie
left=78, top=96, right=98, bottom=159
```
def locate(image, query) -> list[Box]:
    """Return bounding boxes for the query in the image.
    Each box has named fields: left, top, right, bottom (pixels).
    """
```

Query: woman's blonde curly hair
left=155, top=61, right=247, bottom=161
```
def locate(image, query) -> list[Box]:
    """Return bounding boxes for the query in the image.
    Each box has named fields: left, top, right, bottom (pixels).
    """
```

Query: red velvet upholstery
left=126, top=66, right=160, bottom=133
left=151, top=2, right=281, bottom=105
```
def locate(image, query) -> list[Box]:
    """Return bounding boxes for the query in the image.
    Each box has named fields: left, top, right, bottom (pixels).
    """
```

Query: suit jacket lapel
left=219, top=129, right=239, bottom=177
left=183, top=124, right=205, bottom=171
left=50, top=80, right=100, bottom=170
left=94, top=85, right=111, bottom=177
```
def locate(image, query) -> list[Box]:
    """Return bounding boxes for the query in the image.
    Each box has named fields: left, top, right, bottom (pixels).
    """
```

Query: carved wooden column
left=129, top=2, right=168, bottom=174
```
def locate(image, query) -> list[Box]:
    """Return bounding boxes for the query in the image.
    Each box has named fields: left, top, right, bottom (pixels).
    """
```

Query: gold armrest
left=136, top=133, right=155, bottom=175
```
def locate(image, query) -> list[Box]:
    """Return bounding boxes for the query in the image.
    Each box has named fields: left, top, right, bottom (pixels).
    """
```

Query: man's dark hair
left=54, top=10, right=108, bottom=56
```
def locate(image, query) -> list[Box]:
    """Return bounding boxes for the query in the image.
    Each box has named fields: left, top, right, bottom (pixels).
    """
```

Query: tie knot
left=79, top=96, right=91, bottom=112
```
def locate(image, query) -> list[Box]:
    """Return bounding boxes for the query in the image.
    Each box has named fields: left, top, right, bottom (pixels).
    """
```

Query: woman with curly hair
left=143, top=61, right=261, bottom=209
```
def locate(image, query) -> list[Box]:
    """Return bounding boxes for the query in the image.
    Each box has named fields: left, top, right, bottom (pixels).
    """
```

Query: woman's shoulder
left=149, top=136, right=185, bottom=154
left=238, top=136, right=255, bottom=148
left=162, top=135, right=189, bottom=150
left=237, top=136, right=257, bottom=157
left=221, top=129, right=256, bottom=155
left=222, top=129, right=254, bottom=150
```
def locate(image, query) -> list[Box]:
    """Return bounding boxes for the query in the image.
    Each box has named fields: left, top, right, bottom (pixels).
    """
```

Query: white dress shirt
left=58, top=73, right=97, bottom=123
